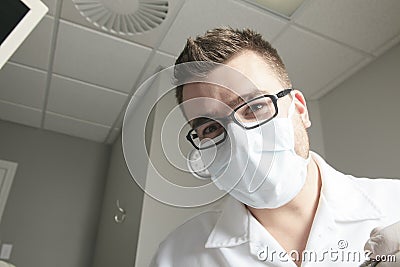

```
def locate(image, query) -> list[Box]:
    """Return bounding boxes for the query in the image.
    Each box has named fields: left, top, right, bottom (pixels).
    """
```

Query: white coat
left=150, top=152, right=400, bottom=266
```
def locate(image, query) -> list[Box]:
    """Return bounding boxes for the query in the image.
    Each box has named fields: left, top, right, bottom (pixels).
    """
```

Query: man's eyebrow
left=190, top=116, right=214, bottom=129
left=227, top=89, right=268, bottom=108
left=189, top=89, right=269, bottom=129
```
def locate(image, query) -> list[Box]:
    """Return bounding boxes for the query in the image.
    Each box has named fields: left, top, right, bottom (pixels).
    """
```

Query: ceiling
left=1, top=0, right=399, bottom=144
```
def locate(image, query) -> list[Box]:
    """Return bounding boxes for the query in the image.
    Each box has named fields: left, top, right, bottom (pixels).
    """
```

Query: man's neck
left=247, top=157, right=322, bottom=262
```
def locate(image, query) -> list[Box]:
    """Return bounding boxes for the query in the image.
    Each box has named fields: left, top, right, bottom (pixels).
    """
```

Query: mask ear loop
left=287, top=92, right=296, bottom=119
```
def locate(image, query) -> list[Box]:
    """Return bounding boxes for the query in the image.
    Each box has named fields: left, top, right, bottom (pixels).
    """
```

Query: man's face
left=181, top=50, right=311, bottom=158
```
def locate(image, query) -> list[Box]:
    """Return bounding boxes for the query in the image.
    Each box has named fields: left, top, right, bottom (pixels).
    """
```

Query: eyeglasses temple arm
left=276, top=88, right=293, bottom=98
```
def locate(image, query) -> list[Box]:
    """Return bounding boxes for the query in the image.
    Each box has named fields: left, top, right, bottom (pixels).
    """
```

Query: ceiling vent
left=72, top=0, right=169, bottom=35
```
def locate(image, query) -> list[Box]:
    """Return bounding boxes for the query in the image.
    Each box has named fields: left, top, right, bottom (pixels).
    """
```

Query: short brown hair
left=174, top=27, right=291, bottom=105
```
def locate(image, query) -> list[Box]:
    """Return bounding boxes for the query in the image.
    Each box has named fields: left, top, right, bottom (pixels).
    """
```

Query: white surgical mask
left=200, top=98, right=310, bottom=209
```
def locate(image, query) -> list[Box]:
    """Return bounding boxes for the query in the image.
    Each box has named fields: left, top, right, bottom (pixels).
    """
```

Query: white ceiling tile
left=10, top=16, right=54, bottom=70
left=373, top=34, right=400, bottom=57
left=53, top=20, right=152, bottom=93
left=0, top=62, right=47, bottom=108
left=139, top=51, right=176, bottom=85
left=113, top=112, right=124, bottom=130
left=60, top=0, right=184, bottom=49
left=47, top=74, right=128, bottom=126
left=41, top=0, right=58, bottom=16
left=309, top=57, right=373, bottom=100
left=0, top=100, right=42, bottom=128
left=273, top=26, right=365, bottom=97
left=159, top=0, right=287, bottom=55
left=44, top=111, right=110, bottom=142
left=294, top=0, right=400, bottom=53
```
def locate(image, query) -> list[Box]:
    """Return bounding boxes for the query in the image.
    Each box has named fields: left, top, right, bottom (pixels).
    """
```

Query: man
left=150, top=28, right=400, bottom=266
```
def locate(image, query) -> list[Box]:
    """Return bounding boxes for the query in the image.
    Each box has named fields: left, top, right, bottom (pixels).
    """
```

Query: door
left=0, top=160, right=18, bottom=223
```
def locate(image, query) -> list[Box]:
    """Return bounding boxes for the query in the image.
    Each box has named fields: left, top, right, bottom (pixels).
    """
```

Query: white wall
left=92, top=136, right=144, bottom=267
left=0, top=120, right=110, bottom=267
left=319, top=43, right=400, bottom=178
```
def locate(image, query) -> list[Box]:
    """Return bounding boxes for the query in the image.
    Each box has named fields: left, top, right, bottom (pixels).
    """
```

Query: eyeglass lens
left=234, top=96, right=276, bottom=128
left=190, top=96, right=277, bottom=149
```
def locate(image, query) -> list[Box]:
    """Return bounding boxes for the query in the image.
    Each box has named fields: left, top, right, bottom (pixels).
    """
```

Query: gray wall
left=91, top=135, right=144, bottom=267
left=0, top=120, right=110, bottom=267
left=319, top=43, right=400, bottom=178
left=307, top=100, right=326, bottom=157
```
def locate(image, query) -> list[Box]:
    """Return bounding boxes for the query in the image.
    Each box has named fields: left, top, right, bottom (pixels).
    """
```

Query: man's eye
left=196, top=122, right=223, bottom=140
left=245, top=103, right=266, bottom=116
left=251, top=103, right=264, bottom=111
left=203, top=123, right=220, bottom=135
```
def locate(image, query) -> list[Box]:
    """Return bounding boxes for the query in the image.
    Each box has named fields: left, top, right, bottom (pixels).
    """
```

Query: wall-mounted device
left=0, top=0, right=48, bottom=69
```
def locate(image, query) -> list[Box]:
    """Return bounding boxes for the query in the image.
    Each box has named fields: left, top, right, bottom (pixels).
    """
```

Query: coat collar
left=205, top=152, right=384, bottom=249
left=311, top=152, right=384, bottom=222
left=205, top=196, right=249, bottom=248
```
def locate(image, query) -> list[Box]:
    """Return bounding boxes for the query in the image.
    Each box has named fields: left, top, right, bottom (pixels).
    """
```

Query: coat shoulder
left=349, top=175, right=400, bottom=223
left=150, top=209, right=222, bottom=267
left=349, top=175, right=400, bottom=195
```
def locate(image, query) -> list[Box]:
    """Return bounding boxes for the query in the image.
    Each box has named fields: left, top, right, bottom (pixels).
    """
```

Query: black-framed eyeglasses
left=186, top=88, right=293, bottom=150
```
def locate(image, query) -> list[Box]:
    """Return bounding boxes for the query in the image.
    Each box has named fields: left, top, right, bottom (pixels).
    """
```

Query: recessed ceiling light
left=72, top=0, right=169, bottom=35
left=243, top=0, right=306, bottom=18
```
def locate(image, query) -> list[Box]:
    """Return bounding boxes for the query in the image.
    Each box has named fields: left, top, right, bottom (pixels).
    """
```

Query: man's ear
left=293, top=90, right=311, bottom=128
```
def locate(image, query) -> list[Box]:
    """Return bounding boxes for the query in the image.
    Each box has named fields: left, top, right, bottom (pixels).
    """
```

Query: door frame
left=0, top=160, right=18, bottom=223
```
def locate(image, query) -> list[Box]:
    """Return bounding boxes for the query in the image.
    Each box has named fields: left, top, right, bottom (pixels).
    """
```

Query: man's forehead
left=182, top=82, right=269, bottom=102
left=180, top=52, right=281, bottom=101
left=179, top=51, right=284, bottom=121
left=181, top=83, right=270, bottom=122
